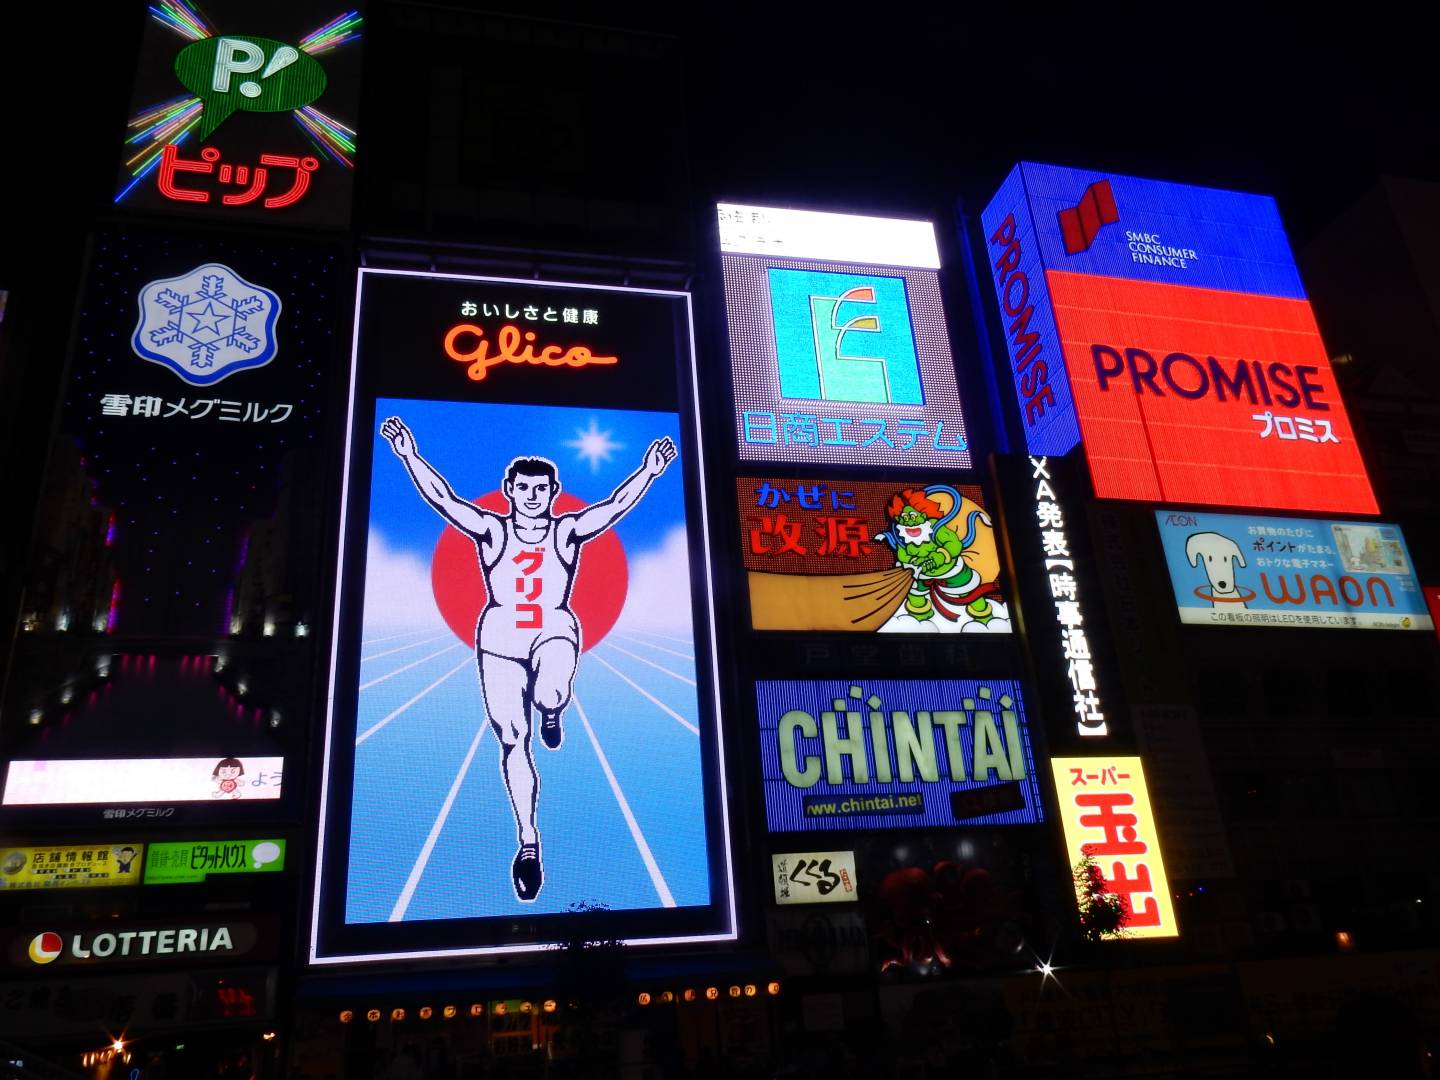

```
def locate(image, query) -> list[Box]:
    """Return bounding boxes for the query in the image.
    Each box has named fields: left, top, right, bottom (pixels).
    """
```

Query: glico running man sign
left=311, top=270, right=734, bottom=963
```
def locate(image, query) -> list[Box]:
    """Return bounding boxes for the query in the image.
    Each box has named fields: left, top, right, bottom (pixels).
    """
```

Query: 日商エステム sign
left=719, top=204, right=973, bottom=469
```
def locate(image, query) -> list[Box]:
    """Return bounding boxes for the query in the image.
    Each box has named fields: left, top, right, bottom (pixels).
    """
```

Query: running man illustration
left=380, top=416, right=677, bottom=902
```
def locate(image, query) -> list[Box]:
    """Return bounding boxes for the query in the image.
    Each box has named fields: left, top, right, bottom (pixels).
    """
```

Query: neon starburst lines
left=117, top=8, right=362, bottom=202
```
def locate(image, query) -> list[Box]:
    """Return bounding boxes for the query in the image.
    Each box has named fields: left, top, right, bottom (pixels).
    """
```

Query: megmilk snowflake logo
left=131, top=262, right=281, bottom=386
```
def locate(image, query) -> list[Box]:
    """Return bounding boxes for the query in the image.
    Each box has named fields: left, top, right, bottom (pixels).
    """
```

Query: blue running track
left=345, top=621, right=712, bottom=924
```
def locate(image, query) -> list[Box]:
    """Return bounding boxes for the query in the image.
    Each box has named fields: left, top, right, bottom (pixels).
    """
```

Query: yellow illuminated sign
left=0, top=844, right=143, bottom=890
left=1050, top=757, right=1177, bottom=939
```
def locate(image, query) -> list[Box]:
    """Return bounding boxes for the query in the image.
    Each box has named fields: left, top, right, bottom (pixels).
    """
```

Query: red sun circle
left=430, top=492, right=628, bottom=653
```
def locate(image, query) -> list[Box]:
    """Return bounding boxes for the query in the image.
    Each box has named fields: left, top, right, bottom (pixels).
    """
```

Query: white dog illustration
left=1186, top=532, right=1248, bottom=608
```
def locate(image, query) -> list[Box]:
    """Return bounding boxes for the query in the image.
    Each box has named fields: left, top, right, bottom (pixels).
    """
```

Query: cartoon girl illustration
left=212, top=757, right=245, bottom=799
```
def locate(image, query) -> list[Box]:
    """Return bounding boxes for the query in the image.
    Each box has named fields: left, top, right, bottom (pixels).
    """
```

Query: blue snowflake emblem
left=131, top=263, right=281, bottom=386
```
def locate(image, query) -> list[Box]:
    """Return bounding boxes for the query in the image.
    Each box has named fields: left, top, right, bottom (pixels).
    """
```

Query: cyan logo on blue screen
left=768, top=269, right=923, bottom=405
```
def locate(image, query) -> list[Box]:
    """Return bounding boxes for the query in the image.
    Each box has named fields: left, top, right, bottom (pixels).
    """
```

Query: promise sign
left=980, top=163, right=1374, bottom=514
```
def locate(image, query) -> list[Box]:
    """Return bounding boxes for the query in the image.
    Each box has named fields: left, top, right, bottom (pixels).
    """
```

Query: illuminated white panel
left=3, top=757, right=284, bottom=805
left=717, top=204, right=940, bottom=269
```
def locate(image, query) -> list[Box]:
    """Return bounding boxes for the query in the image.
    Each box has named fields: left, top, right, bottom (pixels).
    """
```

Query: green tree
left=1073, top=853, right=1128, bottom=941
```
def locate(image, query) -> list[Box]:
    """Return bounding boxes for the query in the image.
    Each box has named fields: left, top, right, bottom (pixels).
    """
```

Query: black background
left=357, top=272, right=684, bottom=409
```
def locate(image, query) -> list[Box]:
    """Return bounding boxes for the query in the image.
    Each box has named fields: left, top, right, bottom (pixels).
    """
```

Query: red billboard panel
left=1048, top=272, right=1375, bottom=513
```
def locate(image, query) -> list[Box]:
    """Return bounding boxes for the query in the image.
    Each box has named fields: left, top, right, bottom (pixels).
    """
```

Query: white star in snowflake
left=188, top=301, right=228, bottom=336
left=564, top=418, right=624, bottom=473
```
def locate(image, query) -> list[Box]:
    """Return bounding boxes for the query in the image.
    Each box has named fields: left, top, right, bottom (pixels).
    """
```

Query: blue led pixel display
left=757, top=678, right=1043, bottom=833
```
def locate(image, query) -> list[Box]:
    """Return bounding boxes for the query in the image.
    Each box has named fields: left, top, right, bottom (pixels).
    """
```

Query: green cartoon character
left=881, top=487, right=1004, bottom=628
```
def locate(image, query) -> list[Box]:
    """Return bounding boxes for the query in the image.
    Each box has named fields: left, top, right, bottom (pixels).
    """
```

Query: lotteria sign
left=979, top=163, right=1375, bottom=515
left=14, top=922, right=258, bottom=970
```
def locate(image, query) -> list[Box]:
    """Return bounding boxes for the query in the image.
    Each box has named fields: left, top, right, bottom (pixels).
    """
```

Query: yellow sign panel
left=1050, top=757, right=1177, bottom=939
left=0, top=844, right=144, bottom=890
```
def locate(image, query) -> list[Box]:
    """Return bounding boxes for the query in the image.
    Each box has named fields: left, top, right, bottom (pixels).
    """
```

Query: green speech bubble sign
left=176, top=36, right=327, bottom=140
left=143, top=839, right=287, bottom=884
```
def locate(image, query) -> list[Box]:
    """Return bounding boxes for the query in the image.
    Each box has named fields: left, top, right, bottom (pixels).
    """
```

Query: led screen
left=114, top=0, right=363, bottom=229
left=3, top=758, right=282, bottom=805
left=980, top=164, right=1375, bottom=514
left=311, top=269, right=734, bottom=963
left=0, top=844, right=145, bottom=891
left=0, top=227, right=341, bottom=829
left=719, top=204, right=972, bottom=469
left=756, top=678, right=1042, bottom=832
left=736, top=476, right=1010, bottom=633
left=1155, top=509, right=1432, bottom=631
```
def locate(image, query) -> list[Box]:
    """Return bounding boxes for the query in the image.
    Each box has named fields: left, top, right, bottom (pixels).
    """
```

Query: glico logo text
left=444, top=323, right=618, bottom=382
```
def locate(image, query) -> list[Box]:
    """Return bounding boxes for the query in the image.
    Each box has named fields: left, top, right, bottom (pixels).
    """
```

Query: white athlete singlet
left=477, top=517, right=581, bottom=662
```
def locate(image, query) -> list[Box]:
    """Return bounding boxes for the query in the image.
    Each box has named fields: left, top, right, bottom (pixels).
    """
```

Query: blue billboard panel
left=1015, top=163, right=1306, bottom=299
left=978, top=165, right=1078, bottom=457
left=978, top=164, right=1375, bottom=516
left=757, top=679, right=1043, bottom=832
left=1156, top=510, right=1433, bottom=631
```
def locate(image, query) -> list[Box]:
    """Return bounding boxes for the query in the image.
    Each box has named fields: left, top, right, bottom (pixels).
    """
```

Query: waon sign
left=980, top=163, right=1375, bottom=515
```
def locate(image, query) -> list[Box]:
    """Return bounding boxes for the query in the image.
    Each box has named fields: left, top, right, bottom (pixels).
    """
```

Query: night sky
left=2, top=3, right=1435, bottom=657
